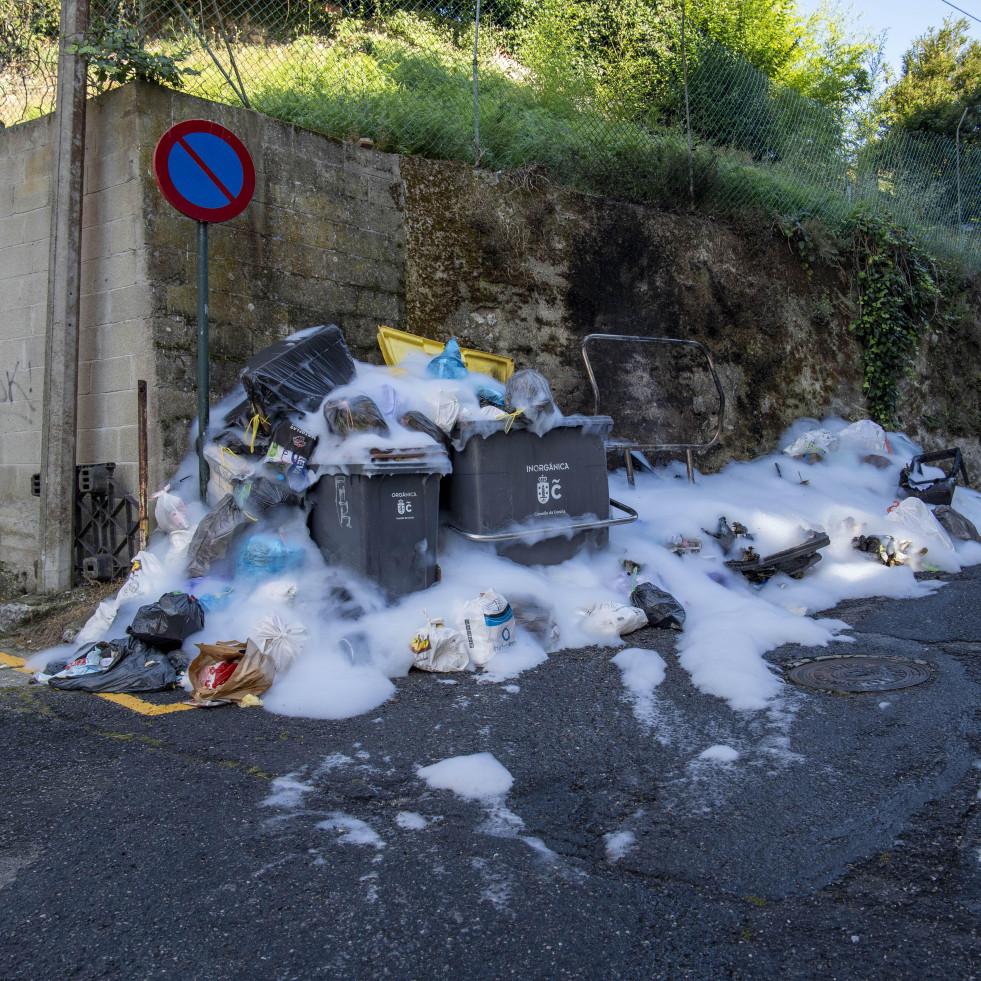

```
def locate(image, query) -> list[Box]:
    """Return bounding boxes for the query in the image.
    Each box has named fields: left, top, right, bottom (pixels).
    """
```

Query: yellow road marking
left=1, top=651, right=192, bottom=715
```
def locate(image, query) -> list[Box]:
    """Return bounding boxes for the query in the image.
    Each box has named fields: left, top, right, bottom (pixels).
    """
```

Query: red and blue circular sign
left=153, top=119, right=255, bottom=223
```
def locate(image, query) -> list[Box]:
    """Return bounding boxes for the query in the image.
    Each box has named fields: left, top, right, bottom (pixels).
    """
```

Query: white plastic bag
left=458, top=589, right=517, bottom=667
left=782, top=429, right=839, bottom=460
left=74, top=599, right=119, bottom=646
left=252, top=614, right=306, bottom=672
left=166, top=523, right=198, bottom=564
left=411, top=614, right=469, bottom=673
left=577, top=602, right=648, bottom=639
left=838, top=420, right=890, bottom=454
left=419, top=388, right=461, bottom=433
left=886, top=498, right=954, bottom=553
left=151, top=484, right=191, bottom=533
left=115, top=551, right=164, bottom=605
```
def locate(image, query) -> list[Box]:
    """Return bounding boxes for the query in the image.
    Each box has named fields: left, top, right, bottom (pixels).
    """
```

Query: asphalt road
left=2, top=565, right=980, bottom=980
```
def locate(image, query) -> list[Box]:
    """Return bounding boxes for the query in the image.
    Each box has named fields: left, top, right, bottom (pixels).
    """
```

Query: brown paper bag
left=188, top=638, right=275, bottom=703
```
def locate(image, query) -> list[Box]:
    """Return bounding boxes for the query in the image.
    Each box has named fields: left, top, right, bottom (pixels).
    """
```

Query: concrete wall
left=0, top=117, right=51, bottom=586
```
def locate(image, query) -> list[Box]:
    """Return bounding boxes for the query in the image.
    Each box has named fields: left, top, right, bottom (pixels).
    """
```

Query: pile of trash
left=28, top=326, right=981, bottom=717
left=35, top=325, right=620, bottom=701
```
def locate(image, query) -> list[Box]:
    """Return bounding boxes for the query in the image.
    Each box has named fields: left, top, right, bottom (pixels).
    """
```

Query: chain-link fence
left=3, top=0, right=981, bottom=266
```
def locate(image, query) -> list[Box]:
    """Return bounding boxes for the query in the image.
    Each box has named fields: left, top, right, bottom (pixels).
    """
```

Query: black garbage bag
left=242, top=324, right=356, bottom=422
left=186, top=494, right=256, bottom=578
left=243, top=475, right=305, bottom=515
left=323, top=394, right=390, bottom=438
left=933, top=505, right=981, bottom=543
left=899, top=448, right=969, bottom=507
left=127, top=592, right=205, bottom=652
left=504, top=369, right=557, bottom=422
left=630, top=583, right=686, bottom=630
left=48, top=639, right=177, bottom=693
left=400, top=410, right=450, bottom=450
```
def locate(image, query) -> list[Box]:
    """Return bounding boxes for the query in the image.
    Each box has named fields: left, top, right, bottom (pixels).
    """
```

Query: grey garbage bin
left=443, top=415, right=637, bottom=565
left=308, top=447, right=450, bottom=598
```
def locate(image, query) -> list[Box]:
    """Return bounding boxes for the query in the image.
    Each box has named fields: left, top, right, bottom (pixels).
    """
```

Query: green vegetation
left=846, top=211, right=943, bottom=428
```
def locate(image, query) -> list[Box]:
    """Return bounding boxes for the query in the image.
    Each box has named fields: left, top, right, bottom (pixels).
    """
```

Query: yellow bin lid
left=376, top=325, right=514, bottom=383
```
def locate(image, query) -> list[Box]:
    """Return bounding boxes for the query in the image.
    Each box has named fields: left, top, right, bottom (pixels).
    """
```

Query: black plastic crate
left=444, top=417, right=616, bottom=565
left=308, top=451, right=449, bottom=598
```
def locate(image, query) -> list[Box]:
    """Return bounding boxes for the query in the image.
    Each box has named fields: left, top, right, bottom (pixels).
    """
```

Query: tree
left=876, top=16, right=981, bottom=142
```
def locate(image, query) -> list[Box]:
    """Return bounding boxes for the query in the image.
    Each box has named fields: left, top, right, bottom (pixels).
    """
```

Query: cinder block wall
left=0, top=117, right=51, bottom=586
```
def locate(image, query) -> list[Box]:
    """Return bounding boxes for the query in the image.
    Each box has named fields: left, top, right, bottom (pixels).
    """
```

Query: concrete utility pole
left=39, top=0, right=89, bottom=593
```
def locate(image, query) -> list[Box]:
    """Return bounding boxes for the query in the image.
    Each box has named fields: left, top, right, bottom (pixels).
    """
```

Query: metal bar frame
left=581, top=334, right=727, bottom=485
left=448, top=498, right=638, bottom=543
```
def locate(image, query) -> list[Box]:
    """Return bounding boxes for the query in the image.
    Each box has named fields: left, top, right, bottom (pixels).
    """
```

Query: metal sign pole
left=197, top=219, right=210, bottom=502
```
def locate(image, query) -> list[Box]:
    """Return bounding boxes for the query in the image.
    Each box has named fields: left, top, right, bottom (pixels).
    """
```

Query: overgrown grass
left=2, top=11, right=980, bottom=269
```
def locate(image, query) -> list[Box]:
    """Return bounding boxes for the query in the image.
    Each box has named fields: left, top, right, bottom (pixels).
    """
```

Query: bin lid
left=451, top=414, right=613, bottom=452
left=315, top=445, right=452, bottom=477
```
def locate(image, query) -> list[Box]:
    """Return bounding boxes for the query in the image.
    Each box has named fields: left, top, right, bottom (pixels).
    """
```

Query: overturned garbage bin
left=444, top=416, right=637, bottom=565
left=308, top=447, right=451, bottom=598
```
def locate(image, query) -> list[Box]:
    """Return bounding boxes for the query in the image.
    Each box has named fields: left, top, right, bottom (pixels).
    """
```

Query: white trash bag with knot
left=253, top=614, right=307, bottom=672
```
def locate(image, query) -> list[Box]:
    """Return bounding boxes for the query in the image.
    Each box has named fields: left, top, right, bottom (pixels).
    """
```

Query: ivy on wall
left=846, top=211, right=942, bottom=430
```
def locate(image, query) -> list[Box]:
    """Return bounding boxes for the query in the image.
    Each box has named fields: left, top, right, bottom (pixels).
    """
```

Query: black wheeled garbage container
left=444, top=415, right=637, bottom=565
left=308, top=448, right=451, bottom=598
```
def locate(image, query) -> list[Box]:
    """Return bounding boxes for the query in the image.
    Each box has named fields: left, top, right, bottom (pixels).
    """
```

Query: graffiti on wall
left=0, top=360, right=38, bottom=427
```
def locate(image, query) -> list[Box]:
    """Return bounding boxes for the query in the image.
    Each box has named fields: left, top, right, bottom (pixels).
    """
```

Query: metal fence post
left=472, top=0, right=482, bottom=165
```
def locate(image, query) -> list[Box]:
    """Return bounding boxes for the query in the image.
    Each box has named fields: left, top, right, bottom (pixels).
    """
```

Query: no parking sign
left=153, top=119, right=255, bottom=222
left=153, top=119, right=256, bottom=501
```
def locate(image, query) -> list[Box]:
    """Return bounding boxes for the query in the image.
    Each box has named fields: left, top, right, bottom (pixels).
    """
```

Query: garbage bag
left=477, top=386, right=505, bottom=409
left=73, top=598, right=120, bottom=647
left=400, top=410, right=451, bottom=450
left=188, top=639, right=275, bottom=704
left=323, top=394, right=390, bottom=438
left=886, top=497, right=955, bottom=553
left=576, top=602, right=647, bottom=639
left=418, top=389, right=460, bottom=433
left=116, top=551, right=164, bottom=606
left=243, top=476, right=305, bottom=517
left=242, top=324, right=356, bottom=421
left=932, top=505, right=981, bottom=543
left=47, top=639, right=177, bottom=693
left=151, top=484, right=191, bottom=533
left=838, top=420, right=890, bottom=454
left=411, top=615, right=469, bottom=673
left=253, top=615, right=306, bottom=672
left=186, top=495, right=256, bottom=579
left=236, top=534, right=306, bottom=579
left=782, top=428, right=839, bottom=461
left=126, top=592, right=205, bottom=652
left=427, top=338, right=469, bottom=379
left=505, top=369, right=557, bottom=423
left=39, top=639, right=125, bottom=682
left=630, top=583, right=686, bottom=630
left=458, top=589, right=516, bottom=667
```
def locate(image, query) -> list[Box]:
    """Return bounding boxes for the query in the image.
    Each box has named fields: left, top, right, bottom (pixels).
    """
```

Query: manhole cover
left=785, top=655, right=934, bottom=693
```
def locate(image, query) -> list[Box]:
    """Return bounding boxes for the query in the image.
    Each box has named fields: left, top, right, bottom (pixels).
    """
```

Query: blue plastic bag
left=236, top=534, right=306, bottom=579
left=427, top=338, right=468, bottom=379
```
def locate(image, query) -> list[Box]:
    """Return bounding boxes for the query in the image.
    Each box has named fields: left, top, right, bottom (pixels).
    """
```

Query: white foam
left=417, top=752, right=514, bottom=800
